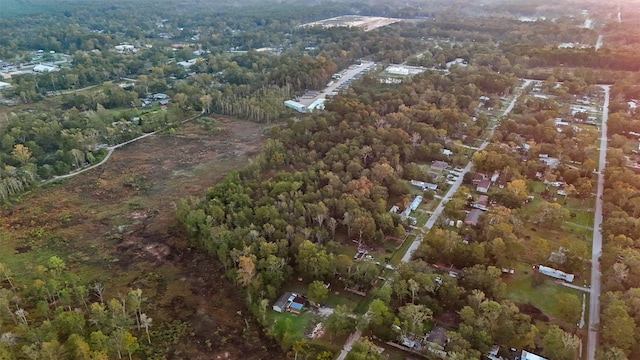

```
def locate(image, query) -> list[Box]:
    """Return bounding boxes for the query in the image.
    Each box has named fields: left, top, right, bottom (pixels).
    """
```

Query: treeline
left=599, top=82, right=640, bottom=358
left=0, top=257, right=174, bottom=359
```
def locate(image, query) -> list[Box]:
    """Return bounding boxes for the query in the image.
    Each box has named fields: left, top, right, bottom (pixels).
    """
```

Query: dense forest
left=2, top=0, right=640, bottom=358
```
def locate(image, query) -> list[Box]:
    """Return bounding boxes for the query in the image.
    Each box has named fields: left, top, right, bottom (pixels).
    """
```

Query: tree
left=296, top=240, right=331, bottom=280
left=11, top=144, right=32, bottom=165
left=556, top=293, right=582, bottom=325
left=542, top=325, right=579, bottom=360
left=237, top=255, right=256, bottom=287
left=397, top=303, right=432, bottom=337
left=291, top=339, right=307, bottom=360
left=345, top=339, right=385, bottom=360
left=533, top=201, right=569, bottom=229
left=139, top=313, right=152, bottom=344
left=601, top=297, right=636, bottom=352
left=325, top=305, right=355, bottom=339
left=367, top=299, right=394, bottom=339
left=507, top=179, right=528, bottom=199
left=307, top=281, right=328, bottom=305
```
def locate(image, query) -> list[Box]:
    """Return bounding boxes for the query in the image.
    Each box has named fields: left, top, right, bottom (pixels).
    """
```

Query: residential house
left=401, top=196, right=423, bottom=218
left=476, top=179, right=491, bottom=193
left=519, top=350, right=548, bottom=360
left=272, top=292, right=305, bottom=313
left=177, top=58, right=198, bottom=67
left=473, top=195, right=489, bottom=210
left=537, top=265, right=574, bottom=282
left=430, top=160, right=449, bottom=173
left=410, top=180, right=437, bottom=191
left=425, top=326, right=448, bottom=358
left=464, top=209, right=482, bottom=226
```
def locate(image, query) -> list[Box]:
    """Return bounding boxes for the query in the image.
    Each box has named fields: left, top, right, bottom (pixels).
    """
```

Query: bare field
left=301, top=15, right=402, bottom=31
left=0, top=117, right=284, bottom=359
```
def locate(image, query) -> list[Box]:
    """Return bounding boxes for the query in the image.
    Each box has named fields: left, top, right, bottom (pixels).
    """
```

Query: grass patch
left=390, top=234, right=416, bottom=265
left=506, top=263, right=585, bottom=320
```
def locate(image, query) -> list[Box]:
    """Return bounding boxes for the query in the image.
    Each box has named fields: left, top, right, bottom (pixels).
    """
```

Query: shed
left=290, top=302, right=304, bottom=314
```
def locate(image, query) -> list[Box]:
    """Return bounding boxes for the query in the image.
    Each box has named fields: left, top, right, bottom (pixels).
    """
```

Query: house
left=272, top=292, right=305, bottom=313
left=410, top=180, right=437, bottom=191
left=442, top=149, right=453, bottom=156
left=537, top=265, right=574, bottom=282
left=115, top=44, right=136, bottom=53
left=0, top=81, right=11, bottom=90
left=177, top=58, right=198, bottom=67
left=402, top=195, right=423, bottom=218
left=473, top=195, right=489, bottom=210
left=476, top=179, right=491, bottom=193
left=519, top=350, right=548, bottom=360
left=485, top=345, right=501, bottom=360
left=425, top=326, right=447, bottom=350
left=153, top=93, right=169, bottom=100
left=472, top=172, right=490, bottom=186
left=464, top=209, right=482, bottom=226
left=158, top=99, right=170, bottom=106
left=431, top=160, right=449, bottom=172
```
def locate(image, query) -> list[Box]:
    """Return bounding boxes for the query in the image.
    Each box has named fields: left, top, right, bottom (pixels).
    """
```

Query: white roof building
left=521, top=350, right=548, bottom=360
left=0, top=81, right=11, bottom=90
left=33, top=64, right=57, bottom=73
left=177, top=58, right=198, bottom=67
left=385, top=65, right=409, bottom=75
left=538, top=265, right=574, bottom=282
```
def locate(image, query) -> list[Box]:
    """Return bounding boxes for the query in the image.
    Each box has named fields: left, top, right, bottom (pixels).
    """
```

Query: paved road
left=557, top=281, right=590, bottom=293
left=595, top=35, right=604, bottom=51
left=400, top=80, right=531, bottom=263
left=587, top=85, right=610, bottom=360
left=336, top=329, right=362, bottom=360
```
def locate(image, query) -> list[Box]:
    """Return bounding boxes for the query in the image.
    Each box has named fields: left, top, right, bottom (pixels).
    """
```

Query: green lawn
left=506, top=263, right=585, bottom=321
left=390, top=234, right=417, bottom=265
left=267, top=310, right=314, bottom=339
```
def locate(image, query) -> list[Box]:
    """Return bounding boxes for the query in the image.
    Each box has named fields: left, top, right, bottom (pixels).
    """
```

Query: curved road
left=587, top=85, right=609, bottom=360
left=401, top=80, right=531, bottom=263
left=42, top=113, right=203, bottom=185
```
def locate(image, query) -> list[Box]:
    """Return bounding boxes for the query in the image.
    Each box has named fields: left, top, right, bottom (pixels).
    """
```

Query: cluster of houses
left=142, top=93, right=170, bottom=107
left=464, top=171, right=500, bottom=226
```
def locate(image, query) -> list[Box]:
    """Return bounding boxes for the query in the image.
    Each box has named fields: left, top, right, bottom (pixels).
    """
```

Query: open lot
left=301, top=15, right=402, bottom=32
left=0, top=117, right=280, bottom=359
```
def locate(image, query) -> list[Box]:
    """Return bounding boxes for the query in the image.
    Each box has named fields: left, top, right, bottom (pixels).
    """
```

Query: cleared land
left=0, top=118, right=282, bottom=359
left=301, top=15, right=402, bottom=32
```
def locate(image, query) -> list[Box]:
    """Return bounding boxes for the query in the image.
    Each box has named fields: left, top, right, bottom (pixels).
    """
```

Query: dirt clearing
left=0, top=116, right=285, bottom=359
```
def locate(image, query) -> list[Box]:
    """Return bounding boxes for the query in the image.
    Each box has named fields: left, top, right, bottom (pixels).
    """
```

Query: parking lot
left=298, top=61, right=376, bottom=108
